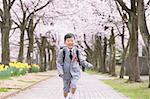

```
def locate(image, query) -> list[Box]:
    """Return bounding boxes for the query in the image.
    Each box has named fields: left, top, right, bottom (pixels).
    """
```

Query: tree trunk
left=108, top=28, right=116, bottom=76
left=137, top=0, right=150, bottom=86
left=18, top=30, right=25, bottom=62
left=39, top=36, right=47, bottom=71
left=120, top=51, right=126, bottom=78
left=102, top=37, right=108, bottom=73
left=116, top=0, right=141, bottom=82
left=1, top=25, right=10, bottom=65
left=128, top=14, right=141, bottom=82
left=94, top=35, right=100, bottom=72
left=148, top=38, right=150, bottom=88
left=44, top=49, right=47, bottom=71
left=26, top=31, right=34, bottom=65
left=93, top=41, right=98, bottom=71
left=120, top=25, right=129, bottom=78
left=111, top=44, right=116, bottom=76
left=99, top=36, right=103, bottom=72
left=0, top=0, right=13, bottom=65
left=26, top=18, right=34, bottom=65
left=95, top=35, right=103, bottom=72
left=47, top=47, right=52, bottom=70
left=51, top=47, right=56, bottom=70
left=111, top=28, right=116, bottom=76
left=83, top=34, right=95, bottom=69
left=108, top=40, right=113, bottom=74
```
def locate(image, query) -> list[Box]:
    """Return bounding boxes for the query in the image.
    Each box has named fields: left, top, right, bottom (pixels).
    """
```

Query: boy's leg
left=63, top=79, right=71, bottom=98
left=69, top=78, right=78, bottom=98
left=71, top=88, right=76, bottom=94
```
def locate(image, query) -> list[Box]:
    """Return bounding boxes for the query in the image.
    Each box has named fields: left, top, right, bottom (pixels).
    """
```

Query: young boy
left=57, top=33, right=93, bottom=99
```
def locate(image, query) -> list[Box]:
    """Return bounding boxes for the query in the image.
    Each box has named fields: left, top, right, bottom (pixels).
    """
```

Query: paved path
left=7, top=73, right=129, bottom=99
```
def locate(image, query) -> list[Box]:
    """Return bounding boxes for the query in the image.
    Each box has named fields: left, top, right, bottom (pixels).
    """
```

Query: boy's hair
left=64, top=33, right=75, bottom=41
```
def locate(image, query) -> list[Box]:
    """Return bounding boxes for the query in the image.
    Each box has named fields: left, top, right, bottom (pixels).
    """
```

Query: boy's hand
left=88, top=63, right=93, bottom=69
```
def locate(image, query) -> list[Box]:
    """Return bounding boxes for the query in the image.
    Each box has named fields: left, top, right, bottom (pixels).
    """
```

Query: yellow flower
left=7, top=62, right=39, bottom=72
left=0, top=65, right=6, bottom=71
left=5, top=66, right=9, bottom=69
left=28, top=65, right=31, bottom=68
left=32, top=64, right=40, bottom=68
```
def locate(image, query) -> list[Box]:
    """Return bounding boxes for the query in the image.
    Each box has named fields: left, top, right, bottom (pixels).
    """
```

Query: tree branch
left=19, top=0, right=25, bottom=12
left=9, top=0, right=16, bottom=10
left=0, top=8, right=3, bottom=20
left=33, top=13, right=45, bottom=30
left=12, top=9, right=22, bottom=25
left=26, top=0, right=52, bottom=22
left=35, top=35, right=41, bottom=50
left=9, top=27, right=17, bottom=38
left=147, top=0, right=150, bottom=5
left=115, top=1, right=127, bottom=23
left=0, top=21, right=2, bottom=28
left=83, top=34, right=93, bottom=54
left=12, top=20, right=20, bottom=28
left=145, top=0, right=150, bottom=10
left=33, top=0, right=41, bottom=9
left=115, top=0, right=131, bottom=14
left=33, top=18, right=40, bottom=30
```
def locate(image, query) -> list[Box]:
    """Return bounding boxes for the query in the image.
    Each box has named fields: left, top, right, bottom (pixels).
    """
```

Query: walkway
left=7, top=72, right=129, bottom=99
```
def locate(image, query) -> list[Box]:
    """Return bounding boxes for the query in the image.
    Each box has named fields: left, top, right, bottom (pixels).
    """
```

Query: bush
left=31, top=64, right=40, bottom=73
left=0, top=65, right=10, bottom=78
left=0, top=70, right=11, bottom=78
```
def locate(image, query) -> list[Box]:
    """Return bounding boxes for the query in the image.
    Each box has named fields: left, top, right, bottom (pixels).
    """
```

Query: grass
left=85, top=69, right=98, bottom=74
left=85, top=69, right=111, bottom=77
left=103, top=79, right=150, bottom=99
left=0, top=88, right=10, bottom=92
left=86, top=65, right=121, bottom=75
left=0, top=76, right=11, bottom=80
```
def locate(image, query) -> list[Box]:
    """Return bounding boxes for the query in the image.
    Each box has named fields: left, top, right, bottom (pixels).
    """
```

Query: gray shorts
left=63, top=78, right=78, bottom=93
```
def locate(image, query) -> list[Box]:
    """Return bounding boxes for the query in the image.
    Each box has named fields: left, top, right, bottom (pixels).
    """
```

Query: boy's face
left=65, top=37, right=75, bottom=49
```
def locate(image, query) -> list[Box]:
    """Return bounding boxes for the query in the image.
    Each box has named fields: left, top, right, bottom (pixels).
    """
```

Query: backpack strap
left=62, top=47, right=85, bottom=71
left=76, top=49, right=80, bottom=65
left=62, top=48, right=66, bottom=63
left=62, top=47, right=80, bottom=64
left=76, top=48, right=85, bottom=72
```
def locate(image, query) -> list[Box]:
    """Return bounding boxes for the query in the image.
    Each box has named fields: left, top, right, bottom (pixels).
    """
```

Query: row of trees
left=77, top=0, right=150, bottom=88
left=0, top=0, right=58, bottom=71
left=116, top=0, right=150, bottom=87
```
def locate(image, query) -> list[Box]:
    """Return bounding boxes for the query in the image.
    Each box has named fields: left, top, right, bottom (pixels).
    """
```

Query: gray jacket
left=56, top=46, right=93, bottom=80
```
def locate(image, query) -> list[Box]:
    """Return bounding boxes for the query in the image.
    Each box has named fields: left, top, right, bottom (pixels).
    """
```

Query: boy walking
left=57, top=33, right=93, bottom=99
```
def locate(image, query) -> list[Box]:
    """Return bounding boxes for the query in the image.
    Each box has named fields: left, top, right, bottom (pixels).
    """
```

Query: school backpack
left=61, top=47, right=85, bottom=72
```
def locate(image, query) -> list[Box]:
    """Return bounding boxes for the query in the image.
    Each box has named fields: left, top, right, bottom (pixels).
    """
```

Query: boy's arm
left=56, top=49, right=64, bottom=76
left=78, top=50, right=93, bottom=69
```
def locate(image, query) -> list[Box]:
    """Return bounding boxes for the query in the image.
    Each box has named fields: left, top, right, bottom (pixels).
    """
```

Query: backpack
left=61, top=47, right=85, bottom=72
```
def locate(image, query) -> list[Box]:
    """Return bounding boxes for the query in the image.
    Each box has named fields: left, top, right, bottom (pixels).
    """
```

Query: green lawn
left=0, top=88, right=9, bottom=92
left=103, top=79, right=150, bottom=99
left=0, top=76, right=11, bottom=80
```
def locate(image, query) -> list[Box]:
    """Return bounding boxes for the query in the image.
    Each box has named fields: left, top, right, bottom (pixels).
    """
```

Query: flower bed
left=0, top=62, right=40, bottom=78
